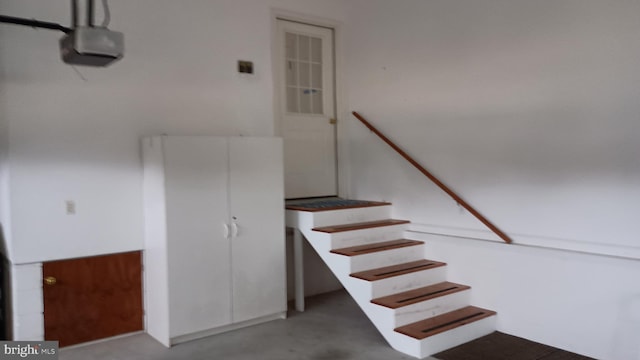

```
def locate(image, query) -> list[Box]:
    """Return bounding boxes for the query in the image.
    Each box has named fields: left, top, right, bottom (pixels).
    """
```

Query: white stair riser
left=322, top=224, right=409, bottom=249
left=311, top=205, right=393, bottom=227
left=286, top=210, right=309, bottom=230
left=393, top=289, right=471, bottom=327
left=386, top=332, right=422, bottom=359
left=325, top=255, right=352, bottom=279
left=417, top=315, right=496, bottom=358
left=306, top=234, right=332, bottom=254
left=348, top=244, right=425, bottom=273
left=361, top=266, right=447, bottom=299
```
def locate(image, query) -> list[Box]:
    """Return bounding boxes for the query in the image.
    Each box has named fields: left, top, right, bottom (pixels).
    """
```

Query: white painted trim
left=59, top=331, right=145, bottom=350
left=409, top=223, right=504, bottom=243
left=10, top=262, right=43, bottom=341
left=270, top=8, right=350, bottom=198
left=169, top=312, right=287, bottom=346
left=330, top=17, right=350, bottom=199
left=408, top=223, right=640, bottom=260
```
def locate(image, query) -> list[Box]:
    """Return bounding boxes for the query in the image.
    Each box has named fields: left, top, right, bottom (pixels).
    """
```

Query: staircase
left=286, top=199, right=496, bottom=359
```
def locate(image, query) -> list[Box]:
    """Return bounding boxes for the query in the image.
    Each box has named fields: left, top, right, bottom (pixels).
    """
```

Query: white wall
left=344, top=1, right=640, bottom=358
left=345, top=0, right=640, bottom=257
left=0, top=0, right=348, bottom=264
left=412, top=233, right=640, bottom=360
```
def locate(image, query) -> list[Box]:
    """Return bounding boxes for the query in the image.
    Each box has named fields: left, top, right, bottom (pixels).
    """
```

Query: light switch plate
left=66, top=200, right=76, bottom=215
left=238, top=60, right=254, bottom=74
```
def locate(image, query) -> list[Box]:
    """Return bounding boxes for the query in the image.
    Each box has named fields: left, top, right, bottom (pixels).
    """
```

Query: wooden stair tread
left=313, top=219, right=410, bottom=233
left=331, top=239, right=423, bottom=256
left=372, top=281, right=470, bottom=309
left=286, top=200, right=391, bottom=212
left=350, top=259, right=446, bottom=281
left=395, top=306, right=496, bottom=340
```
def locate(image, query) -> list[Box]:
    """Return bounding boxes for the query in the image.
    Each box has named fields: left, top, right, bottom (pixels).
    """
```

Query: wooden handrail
left=352, top=111, right=513, bottom=244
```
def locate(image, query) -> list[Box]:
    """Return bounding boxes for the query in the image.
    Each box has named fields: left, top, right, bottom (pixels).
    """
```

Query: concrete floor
left=60, top=289, right=425, bottom=360
left=59, top=289, right=591, bottom=360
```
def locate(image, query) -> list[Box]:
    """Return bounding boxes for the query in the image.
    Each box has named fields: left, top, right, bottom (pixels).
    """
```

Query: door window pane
left=298, top=35, right=310, bottom=61
left=285, top=33, right=297, bottom=59
left=311, top=90, right=323, bottom=114
left=284, top=31, right=326, bottom=115
left=299, top=62, right=310, bottom=88
left=286, top=61, right=298, bottom=86
left=310, top=37, right=322, bottom=63
left=300, top=88, right=312, bottom=114
left=311, top=63, right=322, bottom=89
left=287, top=87, right=299, bottom=113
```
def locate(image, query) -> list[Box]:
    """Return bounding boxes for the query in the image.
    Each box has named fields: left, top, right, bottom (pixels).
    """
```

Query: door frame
left=271, top=9, right=350, bottom=199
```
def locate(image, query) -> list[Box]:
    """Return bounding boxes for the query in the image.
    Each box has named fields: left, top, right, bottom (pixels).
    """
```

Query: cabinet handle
left=223, top=223, right=230, bottom=239
left=231, top=222, right=239, bottom=238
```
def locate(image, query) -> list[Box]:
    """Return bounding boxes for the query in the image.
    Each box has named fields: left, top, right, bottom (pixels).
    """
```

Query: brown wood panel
left=330, top=239, right=423, bottom=256
left=395, top=306, right=496, bottom=340
left=350, top=259, right=446, bottom=281
left=372, top=281, right=470, bottom=309
left=43, top=251, right=143, bottom=347
left=312, top=219, right=410, bottom=233
left=286, top=200, right=391, bottom=212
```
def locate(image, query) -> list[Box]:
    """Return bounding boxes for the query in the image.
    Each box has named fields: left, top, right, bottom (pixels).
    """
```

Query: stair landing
left=286, top=198, right=391, bottom=212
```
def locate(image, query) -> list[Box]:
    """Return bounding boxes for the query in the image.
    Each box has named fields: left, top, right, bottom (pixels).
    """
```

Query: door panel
left=163, top=137, right=232, bottom=336
left=43, top=251, right=143, bottom=347
left=228, top=137, right=286, bottom=322
left=278, top=20, right=337, bottom=198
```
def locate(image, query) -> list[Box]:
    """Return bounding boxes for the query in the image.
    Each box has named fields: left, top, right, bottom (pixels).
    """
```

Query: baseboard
left=59, top=331, right=145, bottom=350
left=170, top=312, right=287, bottom=346
left=408, top=223, right=640, bottom=260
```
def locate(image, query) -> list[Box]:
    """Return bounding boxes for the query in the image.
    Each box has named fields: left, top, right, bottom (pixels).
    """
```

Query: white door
left=228, top=137, right=286, bottom=322
left=277, top=20, right=337, bottom=199
left=162, top=137, right=232, bottom=336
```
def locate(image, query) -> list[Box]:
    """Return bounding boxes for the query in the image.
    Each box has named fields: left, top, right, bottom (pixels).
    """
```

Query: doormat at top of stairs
left=285, top=198, right=389, bottom=211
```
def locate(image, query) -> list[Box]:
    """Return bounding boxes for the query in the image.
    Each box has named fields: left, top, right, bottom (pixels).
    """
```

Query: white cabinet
left=142, top=136, right=286, bottom=346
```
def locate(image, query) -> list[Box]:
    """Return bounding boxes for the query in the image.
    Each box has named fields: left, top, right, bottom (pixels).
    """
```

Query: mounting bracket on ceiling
left=0, top=0, right=124, bottom=67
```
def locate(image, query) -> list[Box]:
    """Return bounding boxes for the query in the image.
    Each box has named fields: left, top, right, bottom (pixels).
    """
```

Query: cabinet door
left=228, top=137, right=286, bottom=322
left=163, top=136, right=232, bottom=337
